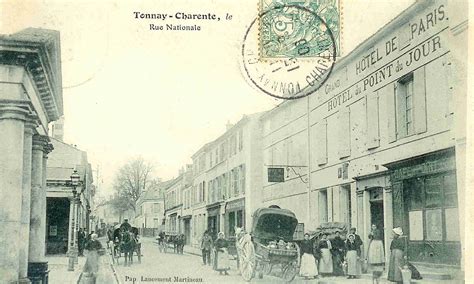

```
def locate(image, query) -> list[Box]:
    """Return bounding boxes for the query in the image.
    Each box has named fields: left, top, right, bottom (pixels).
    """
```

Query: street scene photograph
left=0, top=0, right=472, bottom=283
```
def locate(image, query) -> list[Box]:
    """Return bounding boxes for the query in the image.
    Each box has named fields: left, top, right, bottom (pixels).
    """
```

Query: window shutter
left=316, top=120, right=328, bottom=165
left=387, top=84, right=397, bottom=142
left=366, top=93, right=380, bottom=149
left=396, top=82, right=407, bottom=139
left=413, top=66, right=427, bottom=134
left=338, top=107, right=351, bottom=158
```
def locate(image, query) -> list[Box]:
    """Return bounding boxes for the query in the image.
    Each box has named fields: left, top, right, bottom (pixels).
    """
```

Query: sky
left=1, top=0, right=414, bottom=198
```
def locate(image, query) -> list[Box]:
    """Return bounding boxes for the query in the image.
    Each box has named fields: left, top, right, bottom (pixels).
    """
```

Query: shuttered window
left=316, top=120, right=328, bottom=165
left=338, top=107, right=351, bottom=158
left=366, top=93, right=380, bottom=149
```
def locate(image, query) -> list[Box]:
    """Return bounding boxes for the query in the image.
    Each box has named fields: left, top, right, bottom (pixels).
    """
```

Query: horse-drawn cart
left=236, top=207, right=300, bottom=282
left=111, top=226, right=141, bottom=265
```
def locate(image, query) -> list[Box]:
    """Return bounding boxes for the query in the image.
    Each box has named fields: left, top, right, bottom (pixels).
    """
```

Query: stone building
left=261, top=0, right=467, bottom=274
left=189, top=114, right=264, bottom=246
left=45, top=138, right=94, bottom=254
left=134, top=179, right=168, bottom=236
left=0, top=28, right=63, bottom=283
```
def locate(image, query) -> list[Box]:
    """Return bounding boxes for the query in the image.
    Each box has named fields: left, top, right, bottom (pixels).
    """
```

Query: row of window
left=207, top=164, right=246, bottom=204
left=193, top=164, right=246, bottom=205
left=194, top=129, right=244, bottom=174
left=139, top=202, right=161, bottom=215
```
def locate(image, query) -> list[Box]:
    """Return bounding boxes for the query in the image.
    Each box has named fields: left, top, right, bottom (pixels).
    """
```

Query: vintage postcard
left=0, top=0, right=472, bottom=283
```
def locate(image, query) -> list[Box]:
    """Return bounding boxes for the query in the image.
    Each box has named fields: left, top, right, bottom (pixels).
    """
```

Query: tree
left=112, top=157, right=154, bottom=213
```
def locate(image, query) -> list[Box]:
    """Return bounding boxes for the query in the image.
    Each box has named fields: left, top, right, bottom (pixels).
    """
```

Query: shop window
left=425, top=176, right=442, bottom=208
left=444, top=173, right=457, bottom=207
left=237, top=210, right=243, bottom=228
left=445, top=208, right=460, bottom=241
left=406, top=178, right=423, bottom=210
left=229, top=212, right=235, bottom=236
left=409, top=210, right=423, bottom=241
left=425, top=209, right=443, bottom=241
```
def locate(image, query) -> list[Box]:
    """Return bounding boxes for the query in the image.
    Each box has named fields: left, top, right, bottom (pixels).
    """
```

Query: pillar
left=19, top=116, right=37, bottom=284
left=383, top=186, right=393, bottom=268
left=0, top=101, right=29, bottom=283
left=28, top=135, right=50, bottom=282
left=28, top=135, right=48, bottom=262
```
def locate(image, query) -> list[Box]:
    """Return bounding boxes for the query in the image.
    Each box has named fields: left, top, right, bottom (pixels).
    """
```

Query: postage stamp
left=241, top=3, right=338, bottom=100
left=258, top=0, right=341, bottom=59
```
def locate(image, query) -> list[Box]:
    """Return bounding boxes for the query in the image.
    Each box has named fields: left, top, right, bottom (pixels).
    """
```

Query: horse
left=120, top=230, right=136, bottom=266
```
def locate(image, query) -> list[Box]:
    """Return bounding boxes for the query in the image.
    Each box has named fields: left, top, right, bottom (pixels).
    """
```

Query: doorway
left=369, top=187, right=384, bottom=240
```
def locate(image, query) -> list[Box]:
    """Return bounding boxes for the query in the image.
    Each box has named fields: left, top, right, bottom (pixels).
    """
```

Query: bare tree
left=112, top=157, right=154, bottom=213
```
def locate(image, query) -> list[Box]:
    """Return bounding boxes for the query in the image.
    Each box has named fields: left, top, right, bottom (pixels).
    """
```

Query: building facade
left=134, top=180, right=167, bottom=236
left=261, top=0, right=467, bottom=271
left=46, top=138, right=94, bottom=254
left=164, top=175, right=184, bottom=236
left=188, top=114, right=264, bottom=246
left=0, top=28, right=63, bottom=283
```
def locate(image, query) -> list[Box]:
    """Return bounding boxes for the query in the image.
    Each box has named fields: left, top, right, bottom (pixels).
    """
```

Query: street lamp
left=68, top=169, right=81, bottom=271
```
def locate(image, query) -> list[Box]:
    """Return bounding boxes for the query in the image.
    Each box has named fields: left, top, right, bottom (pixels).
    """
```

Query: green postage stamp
left=259, top=0, right=341, bottom=59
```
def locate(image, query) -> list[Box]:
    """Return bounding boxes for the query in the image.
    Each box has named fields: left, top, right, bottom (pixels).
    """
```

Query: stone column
left=28, top=135, right=48, bottom=262
left=67, top=197, right=75, bottom=271
left=383, top=186, right=393, bottom=268
left=19, top=116, right=37, bottom=284
left=0, top=101, right=29, bottom=283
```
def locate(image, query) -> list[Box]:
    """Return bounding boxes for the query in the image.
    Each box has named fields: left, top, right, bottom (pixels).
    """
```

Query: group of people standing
left=299, top=227, right=364, bottom=280
left=299, top=224, right=417, bottom=283
left=200, top=230, right=231, bottom=275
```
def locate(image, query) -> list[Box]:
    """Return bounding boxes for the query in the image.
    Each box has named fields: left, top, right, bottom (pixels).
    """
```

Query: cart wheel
left=239, top=236, right=256, bottom=281
left=282, top=262, right=298, bottom=282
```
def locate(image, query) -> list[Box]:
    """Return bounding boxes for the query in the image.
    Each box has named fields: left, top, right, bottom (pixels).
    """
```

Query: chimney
left=52, top=116, right=65, bottom=141
left=225, top=120, right=234, bottom=131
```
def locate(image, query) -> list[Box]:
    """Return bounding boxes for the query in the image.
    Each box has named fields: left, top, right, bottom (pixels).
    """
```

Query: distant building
left=46, top=138, right=94, bottom=254
left=134, top=179, right=169, bottom=236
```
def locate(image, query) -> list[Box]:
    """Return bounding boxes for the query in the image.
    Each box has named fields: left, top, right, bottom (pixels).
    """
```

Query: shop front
left=224, top=198, right=245, bottom=238
left=206, top=204, right=221, bottom=240
left=385, top=148, right=461, bottom=266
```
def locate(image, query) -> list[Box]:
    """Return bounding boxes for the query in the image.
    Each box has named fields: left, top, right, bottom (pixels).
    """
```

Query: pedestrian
left=367, top=224, right=385, bottom=271
left=345, top=233, right=362, bottom=279
left=213, top=232, right=230, bottom=275
left=388, top=227, right=405, bottom=283
left=331, top=230, right=345, bottom=276
left=318, top=233, right=333, bottom=276
left=299, top=233, right=318, bottom=279
left=201, top=230, right=212, bottom=265
left=180, top=234, right=186, bottom=254
left=78, top=228, right=86, bottom=256
left=82, top=233, right=104, bottom=283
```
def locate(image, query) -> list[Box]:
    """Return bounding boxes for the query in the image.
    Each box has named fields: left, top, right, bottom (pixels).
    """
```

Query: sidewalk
left=47, top=255, right=85, bottom=284
left=48, top=238, right=118, bottom=284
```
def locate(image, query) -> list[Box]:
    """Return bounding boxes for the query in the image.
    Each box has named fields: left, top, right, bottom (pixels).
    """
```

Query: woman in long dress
left=318, top=233, right=333, bottom=276
left=388, top=227, right=405, bottom=283
left=299, top=233, right=318, bottom=279
left=345, top=233, right=362, bottom=279
left=214, top=232, right=230, bottom=275
left=82, top=234, right=104, bottom=284
left=367, top=224, right=385, bottom=270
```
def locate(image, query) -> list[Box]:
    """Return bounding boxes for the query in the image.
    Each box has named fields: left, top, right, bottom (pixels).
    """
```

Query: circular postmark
left=242, top=4, right=337, bottom=100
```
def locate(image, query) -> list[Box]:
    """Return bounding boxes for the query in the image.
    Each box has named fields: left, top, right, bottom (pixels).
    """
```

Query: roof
left=47, top=138, right=88, bottom=181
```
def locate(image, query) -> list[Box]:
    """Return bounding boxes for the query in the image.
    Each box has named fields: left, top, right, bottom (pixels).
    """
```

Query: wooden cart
left=236, top=207, right=301, bottom=282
